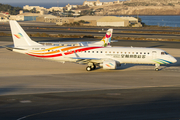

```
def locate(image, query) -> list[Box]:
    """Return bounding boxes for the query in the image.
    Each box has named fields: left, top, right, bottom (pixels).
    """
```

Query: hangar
left=97, top=16, right=129, bottom=27
left=74, top=16, right=129, bottom=27
left=36, top=15, right=139, bottom=27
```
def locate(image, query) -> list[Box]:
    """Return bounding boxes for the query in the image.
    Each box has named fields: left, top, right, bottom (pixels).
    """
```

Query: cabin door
left=152, top=51, right=157, bottom=59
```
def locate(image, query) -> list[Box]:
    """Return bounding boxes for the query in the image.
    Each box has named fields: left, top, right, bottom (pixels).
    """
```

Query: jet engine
left=101, top=60, right=120, bottom=70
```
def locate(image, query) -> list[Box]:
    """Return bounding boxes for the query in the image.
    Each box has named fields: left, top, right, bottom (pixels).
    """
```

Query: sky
left=0, top=0, right=118, bottom=3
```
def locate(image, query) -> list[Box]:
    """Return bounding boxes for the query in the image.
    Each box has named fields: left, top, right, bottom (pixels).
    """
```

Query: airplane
left=38, top=28, right=114, bottom=47
left=8, top=20, right=177, bottom=71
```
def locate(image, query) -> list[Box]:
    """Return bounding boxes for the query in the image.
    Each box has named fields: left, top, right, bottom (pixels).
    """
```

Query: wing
left=71, top=57, right=102, bottom=64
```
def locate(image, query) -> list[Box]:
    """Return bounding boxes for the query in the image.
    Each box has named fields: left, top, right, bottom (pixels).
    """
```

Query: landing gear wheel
left=86, top=66, right=92, bottom=71
left=155, top=64, right=160, bottom=71
left=155, top=68, right=159, bottom=71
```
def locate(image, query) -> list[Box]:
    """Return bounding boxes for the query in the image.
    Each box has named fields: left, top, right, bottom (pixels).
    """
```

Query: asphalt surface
left=0, top=32, right=180, bottom=119
left=1, top=87, right=180, bottom=120
left=1, top=36, right=180, bottom=49
left=1, top=23, right=180, bottom=39
left=1, top=21, right=180, bottom=32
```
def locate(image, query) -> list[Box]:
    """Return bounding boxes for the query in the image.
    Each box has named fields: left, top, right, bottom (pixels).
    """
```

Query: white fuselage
left=13, top=46, right=177, bottom=65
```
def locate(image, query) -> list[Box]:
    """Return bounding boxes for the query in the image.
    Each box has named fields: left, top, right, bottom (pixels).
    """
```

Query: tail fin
left=9, top=20, right=42, bottom=48
left=101, top=29, right=113, bottom=47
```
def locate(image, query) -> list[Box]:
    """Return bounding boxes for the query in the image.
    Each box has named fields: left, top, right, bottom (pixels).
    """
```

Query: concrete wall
left=9, top=15, right=24, bottom=21
left=97, top=21, right=125, bottom=27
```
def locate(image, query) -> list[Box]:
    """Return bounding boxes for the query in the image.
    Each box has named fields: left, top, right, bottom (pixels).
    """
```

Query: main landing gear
left=155, top=63, right=160, bottom=71
left=86, top=63, right=96, bottom=71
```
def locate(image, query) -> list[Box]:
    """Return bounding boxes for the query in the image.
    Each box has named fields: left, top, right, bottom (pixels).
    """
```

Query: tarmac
left=0, top=39, right=180, bottom=120
left=0, top=40, right=180, bottom=96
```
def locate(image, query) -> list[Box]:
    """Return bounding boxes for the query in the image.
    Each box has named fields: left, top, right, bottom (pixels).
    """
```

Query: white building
left=96, top=0, right=103, bottom=6
left=83, top=0, right=102, bottom=6
left=23, top=5, right=47, bottom=12
left=9, top=15, right=24, bottom=21
left=48, top=7, right=63, bottom=12
left=65, top=4, right=78, bottom=11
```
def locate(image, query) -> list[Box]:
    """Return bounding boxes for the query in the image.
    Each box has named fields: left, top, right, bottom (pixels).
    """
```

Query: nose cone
left=171, top=57, right=177, bottom=63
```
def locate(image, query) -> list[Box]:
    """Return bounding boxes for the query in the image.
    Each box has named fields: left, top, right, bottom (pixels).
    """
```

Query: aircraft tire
left=155, top=68, right=159, bottom=71
left=86, top=66, right=92, bottom=71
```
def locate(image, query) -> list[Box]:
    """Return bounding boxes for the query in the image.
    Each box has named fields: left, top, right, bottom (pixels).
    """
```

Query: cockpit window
left=161, top=52, right=168, bottom=55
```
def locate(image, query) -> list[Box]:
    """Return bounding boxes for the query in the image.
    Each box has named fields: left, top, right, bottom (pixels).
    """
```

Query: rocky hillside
left=82, top=0, right=180, bottom=15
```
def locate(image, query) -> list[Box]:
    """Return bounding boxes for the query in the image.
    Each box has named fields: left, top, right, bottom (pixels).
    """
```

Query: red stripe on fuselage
left=27, top=53, right=63, bottom=58
left=27, top=47, right=102, bottom=58
left=64, top=47, right=102, bottom=55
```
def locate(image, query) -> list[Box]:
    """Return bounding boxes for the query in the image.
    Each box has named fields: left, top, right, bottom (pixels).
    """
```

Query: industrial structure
left=37, top=15, right=141, bottom=27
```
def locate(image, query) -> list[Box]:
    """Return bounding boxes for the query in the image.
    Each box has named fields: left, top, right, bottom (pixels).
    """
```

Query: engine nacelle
left=102, top=60, right=117, bottom=70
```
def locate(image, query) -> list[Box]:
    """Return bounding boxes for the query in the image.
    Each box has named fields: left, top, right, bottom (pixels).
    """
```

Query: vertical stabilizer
left=101, top=29, right=113, bottom=47
left=9, top=20, right=42, bottom=48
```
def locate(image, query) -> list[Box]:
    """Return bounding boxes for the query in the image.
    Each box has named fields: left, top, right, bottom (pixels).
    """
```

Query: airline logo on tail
left=14, top=33, right=23, bottom=39
left=101, top=29, right=113, bottom=47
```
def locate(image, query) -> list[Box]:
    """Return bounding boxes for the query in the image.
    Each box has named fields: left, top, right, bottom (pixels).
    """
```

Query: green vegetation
left=95, top=8, right=103, bottom=12
left=168, top=3, right=174, bottom=6
left=0, top=32, right=11, bottom=36
left=0, top=31, right=180, bottom=42
left=0, top=3, right=22, bottom=15
left=63, top=20, right=86, bottom=26
left=80, top=9, right=95, bottom=16
left=77, top=5, right=89, bottom=9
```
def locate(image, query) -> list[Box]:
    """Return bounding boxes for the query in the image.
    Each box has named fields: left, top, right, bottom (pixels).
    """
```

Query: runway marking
left=128, top=66, right=180, bottom=72
left=20, top=100, right=32, bottom=104
left=16, top=96, right=180, bottom=120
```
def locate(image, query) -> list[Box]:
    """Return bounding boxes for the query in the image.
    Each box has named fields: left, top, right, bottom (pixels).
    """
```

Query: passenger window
left=136, top=52, right=138, bottom=54
left=97, top=51, right=98, bottom=53
left=101, top=51, right=103, bottom=53
left=134, top=55, right=137, bottom=58
left=92, top=51, right=94, bottom=53
left=88, top=51, right=90, bottom=53
left=125, top=55, right=129, bottom=58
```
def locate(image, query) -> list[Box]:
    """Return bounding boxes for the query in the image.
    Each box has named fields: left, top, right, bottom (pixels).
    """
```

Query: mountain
left=0, top=3, right=22, bottom=15
left=80, top=0, right=180, bottom=15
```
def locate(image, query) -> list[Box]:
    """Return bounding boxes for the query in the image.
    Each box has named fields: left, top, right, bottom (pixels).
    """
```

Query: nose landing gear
left=155, top=63, right=160, bottom=71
